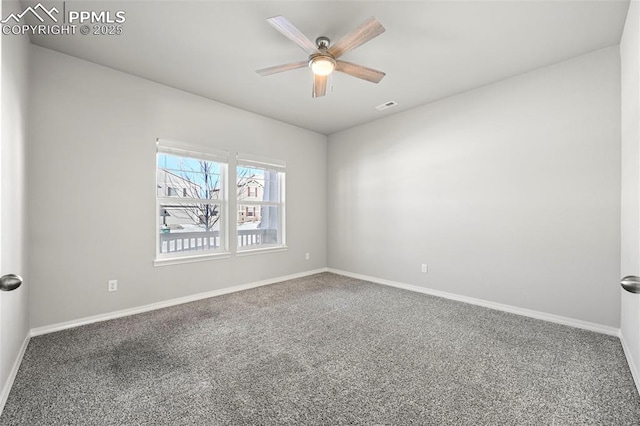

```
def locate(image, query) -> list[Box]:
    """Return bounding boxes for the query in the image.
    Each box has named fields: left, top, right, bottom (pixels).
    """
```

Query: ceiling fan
left=256, top=16, right=386, bottom=98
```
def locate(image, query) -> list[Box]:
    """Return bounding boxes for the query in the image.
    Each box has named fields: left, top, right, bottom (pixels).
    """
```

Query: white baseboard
left=31, top=268, right=328, bottom=337
left=0, top=333, right=30, bottom=417
left=620, top=332, right=640, bottom=395
left=328, top=268, right=620, bottom=337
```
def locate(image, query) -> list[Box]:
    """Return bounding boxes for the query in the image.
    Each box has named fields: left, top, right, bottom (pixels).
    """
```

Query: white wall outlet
left=421, top=264, right=428, bottom=273
left=108, top=280, right=118, bottom=292
left=305, top=252, right=310, bottom=260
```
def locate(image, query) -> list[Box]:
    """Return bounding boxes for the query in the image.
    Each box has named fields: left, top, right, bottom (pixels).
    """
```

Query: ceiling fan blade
left=267, top=16, right=318, bottom=55
left=256, top=61, right=308, bottom=76
left=328, top=17, right=385, bottom=59
left=335, top=60, right=385, bottom=83
left=313, top=74, right=328, bottom=98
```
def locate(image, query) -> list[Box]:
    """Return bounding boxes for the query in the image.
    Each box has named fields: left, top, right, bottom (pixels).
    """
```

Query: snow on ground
left=167, top=221, right=261, bottom=233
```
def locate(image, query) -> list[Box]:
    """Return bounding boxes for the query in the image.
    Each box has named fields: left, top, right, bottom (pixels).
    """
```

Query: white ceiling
left=24, top=0, right=629, bottom=135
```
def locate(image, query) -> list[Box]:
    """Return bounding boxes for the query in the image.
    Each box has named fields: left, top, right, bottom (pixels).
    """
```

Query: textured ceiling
left=24, top=0, right=629, bottom=135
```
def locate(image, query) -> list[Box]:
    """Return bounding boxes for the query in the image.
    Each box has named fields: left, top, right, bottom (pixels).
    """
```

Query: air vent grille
left=375, top=101, right=398, bottom=111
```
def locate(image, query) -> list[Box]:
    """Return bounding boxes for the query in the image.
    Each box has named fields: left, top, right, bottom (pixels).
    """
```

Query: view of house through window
left=155, top=142, right=285, bottom=263
left=156, top=141, right=228, bottom=260
left=237, top=155, right=286, bottom=251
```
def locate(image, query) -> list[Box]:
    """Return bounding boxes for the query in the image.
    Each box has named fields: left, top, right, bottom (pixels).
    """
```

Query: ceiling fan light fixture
left=309, top=55, right=336, bottom=76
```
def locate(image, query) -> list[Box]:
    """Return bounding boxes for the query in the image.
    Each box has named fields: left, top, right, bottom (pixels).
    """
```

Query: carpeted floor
left=1, top=272, right=639, bottom=425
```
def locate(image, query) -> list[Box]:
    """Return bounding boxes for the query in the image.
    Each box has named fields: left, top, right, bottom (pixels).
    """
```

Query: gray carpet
left=1, top=272, right=639, bottom=425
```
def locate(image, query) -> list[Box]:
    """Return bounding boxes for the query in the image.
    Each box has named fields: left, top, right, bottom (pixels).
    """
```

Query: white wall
left=27, top=46, right=327, bottom=328
left=620, top=0, right=640, bottom=388
left=0, top=0, right=30, bottom=410
left=328, top=47, right=621, bottom=327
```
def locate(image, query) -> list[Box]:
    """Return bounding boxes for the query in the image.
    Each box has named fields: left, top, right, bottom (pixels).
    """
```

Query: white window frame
left=236, top=153, right=286, bottom=255
left=154, top=139, right=230, bottom=266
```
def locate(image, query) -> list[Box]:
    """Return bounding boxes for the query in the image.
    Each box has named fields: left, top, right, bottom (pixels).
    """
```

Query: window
left=156, top=139, right=228, bottom=264
left=237, top=153, right=285, bottom=252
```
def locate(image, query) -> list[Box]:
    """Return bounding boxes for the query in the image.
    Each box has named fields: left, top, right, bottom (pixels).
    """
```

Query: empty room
left=2, top=0, right=640, bottom=424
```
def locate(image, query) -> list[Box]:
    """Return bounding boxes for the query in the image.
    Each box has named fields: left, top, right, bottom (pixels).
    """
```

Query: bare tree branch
left=160, top=158, right=221, bottom=231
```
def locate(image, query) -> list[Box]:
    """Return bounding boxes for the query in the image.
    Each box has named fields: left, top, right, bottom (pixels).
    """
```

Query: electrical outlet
left=108, top=280, right=118, bottom=292
left=305, top=252, right=310, bottom=260
left=421, top=264, right=428, bottom=273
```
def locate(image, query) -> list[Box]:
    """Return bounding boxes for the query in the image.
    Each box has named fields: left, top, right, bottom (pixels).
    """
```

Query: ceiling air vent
left=375, top=101, right=398, bottom=111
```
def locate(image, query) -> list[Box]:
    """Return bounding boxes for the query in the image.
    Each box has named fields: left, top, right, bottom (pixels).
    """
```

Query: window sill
left=154, top=251, right=231, bottom=267
left=236, top=246, right=288, bottom=257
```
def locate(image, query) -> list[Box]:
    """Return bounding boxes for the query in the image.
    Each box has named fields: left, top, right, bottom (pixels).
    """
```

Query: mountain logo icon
left=1, top=3, right=59, bottom=24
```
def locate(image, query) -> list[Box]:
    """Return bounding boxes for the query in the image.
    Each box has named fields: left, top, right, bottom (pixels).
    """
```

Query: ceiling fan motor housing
left=316, top=36, right=330, bottom=49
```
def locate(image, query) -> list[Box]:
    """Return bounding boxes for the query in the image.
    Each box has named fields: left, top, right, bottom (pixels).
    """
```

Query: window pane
left=158, top=153, right=221, bottom=199
left=237, top=205, right=280, bottom=249
left=236, top=166, right=279, bottom=202
left=159, top=203, right=222, bottom=254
